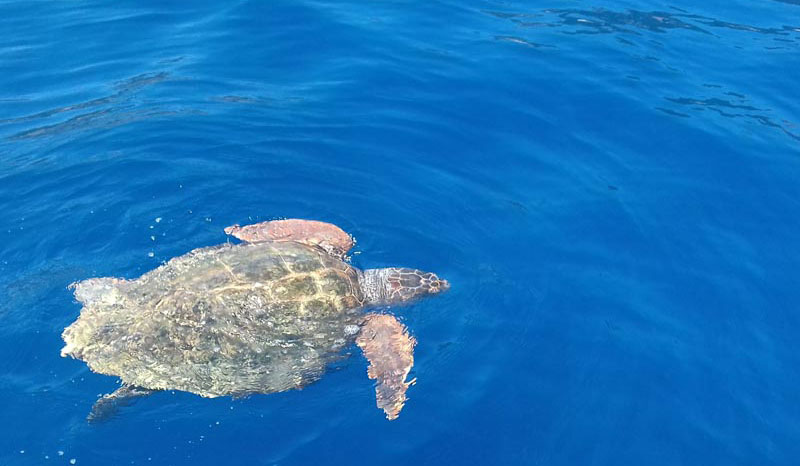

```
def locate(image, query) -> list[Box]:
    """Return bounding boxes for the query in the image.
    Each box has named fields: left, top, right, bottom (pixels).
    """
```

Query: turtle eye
left=422, top=273, right=448, bottom=294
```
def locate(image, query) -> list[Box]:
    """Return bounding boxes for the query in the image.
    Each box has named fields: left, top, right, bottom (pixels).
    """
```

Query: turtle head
left=360, top=267, right=449, bottom=306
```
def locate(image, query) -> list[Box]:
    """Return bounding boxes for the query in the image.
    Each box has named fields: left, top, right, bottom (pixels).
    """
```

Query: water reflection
left=483, top=8, right=710, bottom=35
left=665, top=96, right=799, bottom=141
left=494, top=35, right=554, bottom=48
left=0, top=71, right=172, bottom=141
left=480, top=6, right=798, bottom=143
left=542, top=9, right=711, bottom=35
left=9, top=108, right=192, bottom=141
left=484, top=7, right=799, bottom=40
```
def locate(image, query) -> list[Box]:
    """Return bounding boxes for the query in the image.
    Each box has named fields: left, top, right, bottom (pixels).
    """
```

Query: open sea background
left=1, top=0, right=799, bottom=465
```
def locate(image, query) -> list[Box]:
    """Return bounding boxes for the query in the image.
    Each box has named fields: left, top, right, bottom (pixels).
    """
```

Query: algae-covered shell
left=62, top=241, right=365, bottom=397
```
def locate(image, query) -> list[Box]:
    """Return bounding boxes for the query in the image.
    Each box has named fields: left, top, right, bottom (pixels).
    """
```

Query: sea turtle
left=61, top=219, right=448, bottom=422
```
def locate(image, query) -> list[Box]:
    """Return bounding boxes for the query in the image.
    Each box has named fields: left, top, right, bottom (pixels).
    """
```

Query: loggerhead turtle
left=61, top=219, right=448, bottom=421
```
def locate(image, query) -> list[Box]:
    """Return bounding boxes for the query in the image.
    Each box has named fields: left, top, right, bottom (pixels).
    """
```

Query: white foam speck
left=155, top=217, right=162, bottom=223
left=19, top=450, right=25, bottom=454
left=150, top=236, right=156, bottom=241
left=58, top=451, right=64, bottom=456
left=70, top=459, right=77, bottom=464
left=148, top=252, right=155, bottom=257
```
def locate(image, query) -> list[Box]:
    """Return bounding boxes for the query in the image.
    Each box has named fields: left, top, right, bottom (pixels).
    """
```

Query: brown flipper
left=87, top=385, right=156, bottom=423
left=356, top=314, right=416, bottom=420
left=224, top=219, right=354, bottom=257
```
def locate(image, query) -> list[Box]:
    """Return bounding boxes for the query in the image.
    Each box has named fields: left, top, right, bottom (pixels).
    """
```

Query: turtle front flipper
left=87, top=385, right=156, bottom=423
left=356, top=314, right=416, bottom=420
left=224, top=219, right=354, bottom=257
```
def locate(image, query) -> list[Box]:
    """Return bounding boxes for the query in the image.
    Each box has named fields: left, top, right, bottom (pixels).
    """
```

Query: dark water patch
left=0, top=71, right=170, bottom=125
left=665, top=96, right=800, bottom=141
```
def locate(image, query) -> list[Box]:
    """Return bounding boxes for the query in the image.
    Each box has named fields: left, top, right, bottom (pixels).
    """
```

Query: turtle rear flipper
left=224, top=219, right=354, bottom=257
left=356, top=314, right=416, bottom=420
left=87, top=385, right=156, bottom=423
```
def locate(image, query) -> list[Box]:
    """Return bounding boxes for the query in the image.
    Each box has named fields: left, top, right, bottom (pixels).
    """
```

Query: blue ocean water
left=1, top=0, right=799, bottom=464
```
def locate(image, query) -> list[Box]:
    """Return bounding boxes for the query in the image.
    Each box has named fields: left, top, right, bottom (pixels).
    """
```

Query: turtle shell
left=61, top=241, right=366, bottom=397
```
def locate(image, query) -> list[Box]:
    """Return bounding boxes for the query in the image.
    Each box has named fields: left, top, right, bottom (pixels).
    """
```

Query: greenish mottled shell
left=62, top=241, right=366, bottom=397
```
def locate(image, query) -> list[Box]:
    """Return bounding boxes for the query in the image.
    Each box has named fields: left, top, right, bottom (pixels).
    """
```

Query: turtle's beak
left=425, top=273, right=449, bottom=294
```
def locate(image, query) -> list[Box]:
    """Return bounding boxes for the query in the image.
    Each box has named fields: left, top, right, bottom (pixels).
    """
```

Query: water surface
left=1, top=1, right=799, bottom=465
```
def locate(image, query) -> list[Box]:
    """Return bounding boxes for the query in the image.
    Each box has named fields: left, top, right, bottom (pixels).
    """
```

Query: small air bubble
left=150, top=236, right=156, bottom=241
left=149, top=225, right=154, bottom=229
left=70, top=459, right=77, bottom=465
left=205, top=217, right=212, bottom=222
left=155, top=217, right=162, bottom=223
left=58, top=451, right=64, bottom=456
left=148, top=252, right=155, bottom=257
left=19, top=450, right=25, bottom=454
